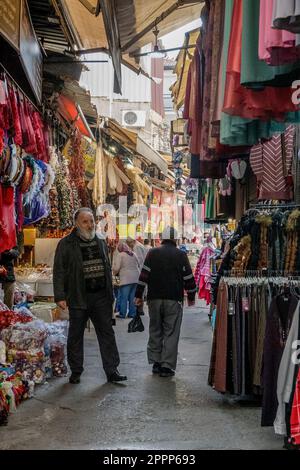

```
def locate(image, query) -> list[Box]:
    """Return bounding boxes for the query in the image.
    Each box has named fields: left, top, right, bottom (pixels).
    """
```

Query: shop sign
left=19, top=0, right=43, bottom=103
left=0, top=0, right=21, bottom=51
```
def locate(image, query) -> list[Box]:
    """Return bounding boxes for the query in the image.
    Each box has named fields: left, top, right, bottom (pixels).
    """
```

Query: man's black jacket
left=53, top=230, right=113, bottom=309
left=135, top=240, right=197, bottom=302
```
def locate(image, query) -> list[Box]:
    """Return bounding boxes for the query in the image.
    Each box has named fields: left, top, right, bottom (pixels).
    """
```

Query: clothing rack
left=0, top=62, right=40, bottom=113
left=221, top=276, right=300, bottom=286
left=249, top=203, right=300, bottom=210
left=223, top=269, right=300, bottom=277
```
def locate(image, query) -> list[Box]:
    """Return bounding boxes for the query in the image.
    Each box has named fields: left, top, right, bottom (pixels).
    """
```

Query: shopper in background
left=134, top=238, right=151, bottom=317
left=179, top=237, right=189, bottom=254
left=135, top=227, right=197, bottom=378
left=0, top=247, right=19, bottom=309
left=53, top=207, right=127, bottom=385
left=113, top=238, right=141, bottom=319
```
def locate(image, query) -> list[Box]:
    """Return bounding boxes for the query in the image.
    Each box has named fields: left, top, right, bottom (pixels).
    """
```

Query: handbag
left=128, top=312, right=144, bottom=333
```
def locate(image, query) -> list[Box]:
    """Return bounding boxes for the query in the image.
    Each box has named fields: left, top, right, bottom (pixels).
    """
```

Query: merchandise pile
left=0, top=300, right=68, bottom=426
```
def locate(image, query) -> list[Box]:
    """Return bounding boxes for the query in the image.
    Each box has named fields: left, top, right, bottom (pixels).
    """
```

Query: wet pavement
left=0, top=303, right=283, bottom=450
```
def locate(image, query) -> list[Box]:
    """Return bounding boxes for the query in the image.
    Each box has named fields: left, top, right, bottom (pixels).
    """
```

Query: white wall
left=80, top=52, right=152, bottom=103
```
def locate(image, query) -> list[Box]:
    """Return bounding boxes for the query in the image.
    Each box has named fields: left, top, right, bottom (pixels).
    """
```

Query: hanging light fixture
left=150, top=25, right=166, bottom=59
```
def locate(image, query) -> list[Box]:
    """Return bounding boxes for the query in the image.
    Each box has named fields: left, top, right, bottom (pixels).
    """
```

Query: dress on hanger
left=223, top=0, right=298, bottom=121
left=273, top=0, right=300, bottom=33
left=194, top=243, right=215, bottom=305
left=220, top=0, right=300, bottom=147
left=259, top=0, right=300, bottom=65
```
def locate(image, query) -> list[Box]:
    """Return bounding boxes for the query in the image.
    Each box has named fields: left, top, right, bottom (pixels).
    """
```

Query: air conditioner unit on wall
left=122, top=110, right=146, bottom=127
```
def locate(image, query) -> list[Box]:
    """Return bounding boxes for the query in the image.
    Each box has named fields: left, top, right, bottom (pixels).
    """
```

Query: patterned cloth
left=250, top=125, right=295, bottom=200
left=291, top=368, right=300, bottom=445
left=79, top=238, right=106, bottom=293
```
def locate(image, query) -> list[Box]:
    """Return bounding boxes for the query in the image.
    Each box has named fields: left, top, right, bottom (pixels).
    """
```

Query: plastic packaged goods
left=14, top=306, right=36, bottom=321
left=0, top=310, right=34, bottom=331
left=0, top=340, right=5, bottom=364
left=9, top=353, right=46, bottom=384
left=48, top=334, right=67, bottom=377
left=45, top=320, right=69, bottom=338
left=0, top=300, right=9, bottom=312
left=1, top=320, right=47, bottom=349
left=43, top=339, right=53, bottom=379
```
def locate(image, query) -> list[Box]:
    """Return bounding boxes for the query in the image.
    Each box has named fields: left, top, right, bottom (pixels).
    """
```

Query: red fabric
left=32, top=111, right=46, bottom=159
left=8, top=86, right=22, bottom=146
left=198, top=275, right=211, bottom=305
left=0, top=185, right=16, bottom=252
left=42, top=123, right=50, bottom=163
left=223, top=0, right=298, bottom=121
left=0, top=128, right=4, bottom=155
left=23, top=100, right=37, bottom=154
left=15, top=189, right=24, bottom=233
left=0, top=79, right=9, bottom=130
left=290, top=368, right=300, bottom=445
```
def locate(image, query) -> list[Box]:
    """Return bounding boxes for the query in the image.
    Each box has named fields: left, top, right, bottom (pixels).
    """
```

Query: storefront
left=169, top=0, right=300, bottom=449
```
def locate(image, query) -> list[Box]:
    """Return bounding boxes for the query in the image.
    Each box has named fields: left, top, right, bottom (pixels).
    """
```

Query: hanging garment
left=274, top=303, right=300, bottom=436
left=259, top=0, right=300, bottom=65
left=208, top=280, right=228, bottom=392
left=290, top=368, right=300, bottom=445
left=250, top=125, right=295, bottom=201
left=262, top=294, right=298, bottom=426
left=0, top=78, right=9, bottom=131
left=241, top=0, right=300, bottom=88
left=273, top=0, right=300, bottom=33
left=219, top=0, right=300, bottom=147
left=0, top=184, right=17, bottom=253
left=223, top=0, right=298, bottom=121
left=8, top=86, right=22, bottom=146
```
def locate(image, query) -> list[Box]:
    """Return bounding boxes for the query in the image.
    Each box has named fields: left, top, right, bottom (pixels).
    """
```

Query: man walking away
left=53, top=207, right=127, bottom=384
left=135, top=227, right=197, bottom=377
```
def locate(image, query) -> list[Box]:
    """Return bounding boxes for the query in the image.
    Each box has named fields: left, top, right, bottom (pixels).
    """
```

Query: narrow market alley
left=0, top=304, right=282, bottom=451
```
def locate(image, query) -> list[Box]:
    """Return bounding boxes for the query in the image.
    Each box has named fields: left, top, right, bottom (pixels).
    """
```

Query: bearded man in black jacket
left=53, top=208, right=127, bottom=385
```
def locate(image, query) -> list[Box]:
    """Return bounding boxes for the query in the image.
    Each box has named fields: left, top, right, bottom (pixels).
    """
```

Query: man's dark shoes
left=152, top=362, right=162, bottom=374
left=159, top=367, right=175, bottom=377
left=107, top=370, right=127, bottom=383
left=69, top=374, right=81, bottom=384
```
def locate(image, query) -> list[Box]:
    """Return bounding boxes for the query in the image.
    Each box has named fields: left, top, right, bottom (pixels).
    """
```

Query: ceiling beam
left=78, top=0, right=96, bottom=14
left=121, top=0, right=202, bottom=53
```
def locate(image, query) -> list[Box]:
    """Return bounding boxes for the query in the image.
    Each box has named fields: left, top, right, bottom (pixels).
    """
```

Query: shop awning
left=105, top=119, right=137, bottom=152
left=104, top=119, right=168, bottom=175
left=171, top=28, right=200, bottom=110
left=136, top=137, right=168, bottom=176
left=56, top=0, right=204, bottom=93
left=57, top=94, right=94, bottom=139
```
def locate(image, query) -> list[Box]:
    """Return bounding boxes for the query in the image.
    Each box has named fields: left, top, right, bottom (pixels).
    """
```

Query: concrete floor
left=0, top=304, right=284, bottom=450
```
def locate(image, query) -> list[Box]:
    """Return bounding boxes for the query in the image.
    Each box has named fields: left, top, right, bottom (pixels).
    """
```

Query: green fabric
left=241, top=0, right=299, bottom=88
left=219, top=0, right=300, bottom=146
left=220, top=114, right=300, bottom=146
left=206, top=182, right=215, bottom=219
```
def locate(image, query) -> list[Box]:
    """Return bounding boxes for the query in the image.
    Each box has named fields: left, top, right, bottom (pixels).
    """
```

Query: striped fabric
left=291, top=368, right=300, bottom=446
left=250, top=125, right=295, bottom=200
